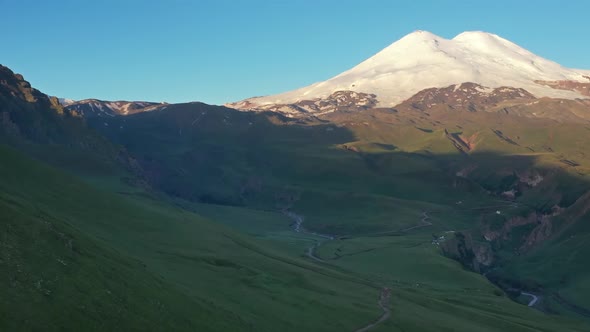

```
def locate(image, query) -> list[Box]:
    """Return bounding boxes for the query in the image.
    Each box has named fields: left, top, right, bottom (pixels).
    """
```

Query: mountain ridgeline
left=3, top=30, right=590, bottom=331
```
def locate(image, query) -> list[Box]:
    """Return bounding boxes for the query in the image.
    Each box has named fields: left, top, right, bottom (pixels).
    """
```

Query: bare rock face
left=521, top=215, right=553, bottom=251
left=535, top=80, right=590, bottom=97
left=443, top=129, right=480, bottom=154
left=482, top=210, right=558, bottom=252
left=65, top=99, right=167, bottom=118
left=483, top=213, right=539, bottom=242
left=441, top=232, right=494, bottom=272
left=516, top=170, right=544, bottom=187
left=396, top=82, right=536, bottom=113
left=0, top=65, right=64, bottom=114
left=473, top=243, right=495, bottom=268
left=227, top=90, right=378, bottom=117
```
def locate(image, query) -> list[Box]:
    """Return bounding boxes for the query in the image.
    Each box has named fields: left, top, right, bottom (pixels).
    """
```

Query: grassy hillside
left=0, top=146, right=237, bottom=331
left=3, top=136, right=588, bottom=330
left=0, top=144, right=384, bottom=331
left=87, top=102, right=590, bottom=325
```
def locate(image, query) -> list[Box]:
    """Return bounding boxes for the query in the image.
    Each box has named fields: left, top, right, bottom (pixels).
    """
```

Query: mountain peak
left=399, top=30, right=443, bottom=41
left=385, top=30, right=445, bottom=52
left=452, top=30, right=500, bottom=40
left=229, top=31, right=590, bottom=109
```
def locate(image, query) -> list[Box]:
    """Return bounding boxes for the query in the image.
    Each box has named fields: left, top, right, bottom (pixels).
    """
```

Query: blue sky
left=2, top=0, right=589, bottom=104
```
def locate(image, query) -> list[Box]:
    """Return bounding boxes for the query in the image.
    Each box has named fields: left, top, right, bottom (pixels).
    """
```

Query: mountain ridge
left=64, top=99, right=167, bottom=118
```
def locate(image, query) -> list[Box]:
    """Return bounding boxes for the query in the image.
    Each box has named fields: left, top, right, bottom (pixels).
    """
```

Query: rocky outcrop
left=444, top=129, right=479, bottom=154
left=0, top=64, right=138, bottom=177
left=65, top=99, right=166, bottom=118
left=483, top=213, right=535, bottom=242
left=227, top=90, right=378, bottom=117
left=482, top=210, right=560, bottom=252
left=441, top=232, right=494, bottom=272
left=396, top=82, right=536, bottom=113
left=0, top=65, right=75, bottom=142
left=521, top=215, right=553, bottom=251
left=516, top=170, right=544, bottom=187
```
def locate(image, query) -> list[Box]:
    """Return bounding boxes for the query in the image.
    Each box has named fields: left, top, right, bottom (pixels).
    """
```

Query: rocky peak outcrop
left=227, top=90, right=378, bottom=117
left=65, top=99, right=166, bottom=118
left=396, top=82, right=536, bottom=112
left=441, top=232, right=494, bottom=272
left=0, top=65, right=62, bottom=113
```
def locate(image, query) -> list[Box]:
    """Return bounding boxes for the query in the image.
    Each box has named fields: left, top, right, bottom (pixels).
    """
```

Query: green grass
left=311, top=234, right=586, bottom=331
left=4, top=141, right=586, bottom=330
left=85, top=104, right=590, bottom=324
left=0, top=144, right=383, bottom=331
left=6, top=99, right=590, bottom=330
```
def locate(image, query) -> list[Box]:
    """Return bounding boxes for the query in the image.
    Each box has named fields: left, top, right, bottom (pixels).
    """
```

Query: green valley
left=3, top=25, right=590, bottom=332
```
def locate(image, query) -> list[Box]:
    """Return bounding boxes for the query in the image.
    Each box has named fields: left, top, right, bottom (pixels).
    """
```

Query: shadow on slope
left=88, top=104, right=590, bottom=322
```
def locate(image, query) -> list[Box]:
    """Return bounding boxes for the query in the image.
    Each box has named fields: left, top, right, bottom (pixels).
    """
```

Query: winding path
left=355, top=287, right=392, bottom=332
left=521, top=292, right=539, bottom=307
left=399, top=211, right=431, bottom=232
left=283, top=210, right=396, bottom=331
left=283, top=210, right=437, bottom=330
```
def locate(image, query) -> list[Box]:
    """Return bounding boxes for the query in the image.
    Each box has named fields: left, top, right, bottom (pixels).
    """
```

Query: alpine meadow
left=3, top=2, right=590, bottom=331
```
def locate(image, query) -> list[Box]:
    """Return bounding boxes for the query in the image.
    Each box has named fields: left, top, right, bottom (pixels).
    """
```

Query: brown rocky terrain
left=394, top=82, right=536, bottom=113
left=233, top=81, right=590, bottom=127
left=227, top=90, right=378, bottom=116
left=535, top=79, right=590, bottom=97
left=65, top=99, right=166, bottom=118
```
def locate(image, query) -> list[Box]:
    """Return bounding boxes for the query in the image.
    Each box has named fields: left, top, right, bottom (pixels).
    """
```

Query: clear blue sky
left=2, top=0, right=589, bottom=105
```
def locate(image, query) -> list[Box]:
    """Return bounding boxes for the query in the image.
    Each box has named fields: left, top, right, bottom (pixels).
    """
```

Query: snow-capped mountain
left=228, top=30, right=590, bottom=113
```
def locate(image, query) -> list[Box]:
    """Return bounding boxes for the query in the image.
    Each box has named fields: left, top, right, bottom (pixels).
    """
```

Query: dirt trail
left=340, top=211, right=433, bottom=239
left=354, top=287, right=392, bottom=332
left=284, top=210, right=397, bottom=331
left=399, top=211, right=431, bottom=232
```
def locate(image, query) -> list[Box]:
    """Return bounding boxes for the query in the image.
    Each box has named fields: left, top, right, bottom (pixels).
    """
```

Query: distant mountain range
left=59, top=98, right=167, bottom=118
left=50, top=31, right=590, bottom=121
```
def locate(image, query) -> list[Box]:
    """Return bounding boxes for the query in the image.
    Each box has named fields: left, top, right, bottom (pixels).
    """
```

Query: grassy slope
left=196, top=200, right=588, bottom=331
left=331, top=108, right=590, bottom=320
left=4, top=141, right=587, bottom=330
left=0, top=144, right=383, bottom=331
left=92, top=104, right=497, bottom=235
left=314, top=233, right=587, bottom=331
left=88, top=104, right=590, bottom=327
left=0, top=147, right=236, bottom=331
left=498, top=201, right=590, bottom=314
